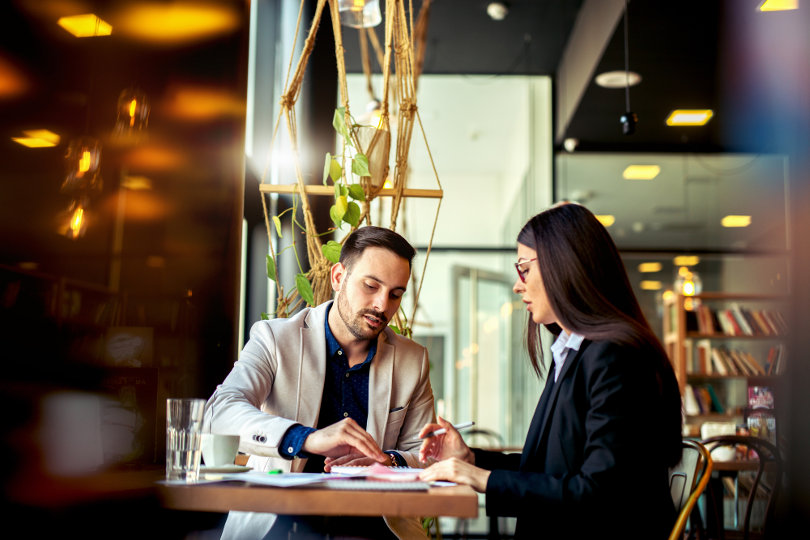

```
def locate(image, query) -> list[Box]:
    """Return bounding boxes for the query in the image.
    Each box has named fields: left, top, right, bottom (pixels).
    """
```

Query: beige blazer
left=205, top=300, right=435, bottom=539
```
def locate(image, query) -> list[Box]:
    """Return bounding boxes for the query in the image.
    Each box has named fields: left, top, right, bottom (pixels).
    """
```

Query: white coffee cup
left=201, top=433, right=240, bottom=467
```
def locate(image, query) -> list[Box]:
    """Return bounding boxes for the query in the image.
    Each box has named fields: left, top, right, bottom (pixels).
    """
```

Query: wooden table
left=157, top=480, right=479, bottom=518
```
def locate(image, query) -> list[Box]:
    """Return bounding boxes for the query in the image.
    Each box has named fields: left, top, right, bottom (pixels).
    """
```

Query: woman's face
left=513, top=243, right=559, bottom=326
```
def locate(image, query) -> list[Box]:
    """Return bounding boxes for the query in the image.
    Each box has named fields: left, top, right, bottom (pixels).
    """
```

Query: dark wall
left=0, top=0, right=249, bottom=475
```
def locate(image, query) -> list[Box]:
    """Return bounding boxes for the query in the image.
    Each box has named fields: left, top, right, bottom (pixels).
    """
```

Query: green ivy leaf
left=348, top=183, right=366, bottom=201
left=295, top=273, right=315, bottom=306
left=321, top=240, right=342, bottom=263
left=261, top=312, right=271, bottom=320
left=329, top=158, right=342, bottom=183
left=322, top=152, right=332, bottom=184
left=332, top=107, right=351, bottom=143
left=272, top=215, right=282, bottom=237
left=266, top=254, right=276, bottom=280
left=352, top=153, right=370, bottom=177
left=329, top=205, right=344, bottom=229
left=389, top=324, right=402, bottom=335
left=344, top=201, right=361, bottom=227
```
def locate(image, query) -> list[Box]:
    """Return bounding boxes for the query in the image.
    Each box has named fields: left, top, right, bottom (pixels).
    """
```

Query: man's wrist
left=384, top=451, right=403, bottom=467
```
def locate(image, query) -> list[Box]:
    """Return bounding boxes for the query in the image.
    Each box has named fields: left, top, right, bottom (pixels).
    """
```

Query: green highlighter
left=267, top=469, right=283, bottom=475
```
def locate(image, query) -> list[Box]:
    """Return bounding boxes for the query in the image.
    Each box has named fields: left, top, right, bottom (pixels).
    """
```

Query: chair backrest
left=669, top=439, right=713, bottom=540
left=701, top=435, right=781, bottom=540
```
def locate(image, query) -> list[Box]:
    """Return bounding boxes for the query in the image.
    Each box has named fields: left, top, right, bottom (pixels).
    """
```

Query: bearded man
left=205, top=226, right=435, bottom=540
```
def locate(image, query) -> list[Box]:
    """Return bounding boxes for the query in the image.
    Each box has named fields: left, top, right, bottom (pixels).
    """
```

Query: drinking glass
left=165, top=398, right=205, bottom=482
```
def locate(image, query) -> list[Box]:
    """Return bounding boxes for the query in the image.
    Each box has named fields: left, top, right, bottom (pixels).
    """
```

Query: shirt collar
left=324, top=302, right=378, bottom=366
left=549, top=329, right=585, bottom=381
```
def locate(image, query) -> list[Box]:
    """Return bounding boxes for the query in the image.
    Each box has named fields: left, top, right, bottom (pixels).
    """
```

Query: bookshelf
left=663, top=293, right=787, bottom=438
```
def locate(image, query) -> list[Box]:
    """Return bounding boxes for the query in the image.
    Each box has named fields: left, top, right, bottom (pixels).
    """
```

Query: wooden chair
left=701, top=435, right=782, bottom=540
left=669, top=439, right=713, bottom=540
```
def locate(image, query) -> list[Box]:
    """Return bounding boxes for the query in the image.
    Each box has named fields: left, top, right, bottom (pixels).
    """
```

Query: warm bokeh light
left=721, top=215, right=752, bottom=227
left=0, top=55, right=29, bottom=98
left=12, top=129, right=61, bottom=148
left=57, top=14, right=112, bottom=37
left=673, top=255, right=700, bottom=267
left=665, top=109, right=714, bottom=126
left=595, top=214, right=615, bottom=227
left=113, top=2, right=241, bottom=44
left=121, top=175, right=153, bottom=190
left=640, top=280, right=662, bottom=290
left=638, top=262, right=663, bottom=273
left=622, top=165, right=660, bottom=180
left=123, top=145, right=185, bottom=171
left=162, top=85, right=245, bottom=120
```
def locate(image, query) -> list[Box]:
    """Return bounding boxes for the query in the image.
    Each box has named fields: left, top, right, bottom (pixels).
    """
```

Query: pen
left=267, top=469, right=283, bottom=474
left=416, top=421, right=475, bottom=440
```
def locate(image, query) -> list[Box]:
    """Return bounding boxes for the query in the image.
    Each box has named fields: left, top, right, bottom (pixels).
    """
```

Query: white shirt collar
left=549, top=329, right=585, bottom=382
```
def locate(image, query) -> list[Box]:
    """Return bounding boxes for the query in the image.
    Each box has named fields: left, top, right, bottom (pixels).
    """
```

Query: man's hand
left=302, top=418, right=387, bottom=464
left=323, top=452, right=383, bottom=472
left=418, top=458, right=491, bottom=493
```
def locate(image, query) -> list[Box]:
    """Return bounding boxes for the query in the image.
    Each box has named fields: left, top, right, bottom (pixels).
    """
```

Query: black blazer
left=476, top=339, right=681, bottom=540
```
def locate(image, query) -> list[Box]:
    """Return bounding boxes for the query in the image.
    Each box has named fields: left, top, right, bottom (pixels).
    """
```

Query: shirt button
left=343, top=412, right=349, bottom=418
left=288, top=447, right=294, bottom=454
left=337, top=350, right=343, bottom=355
left=345, top=372, right=350, bottom=378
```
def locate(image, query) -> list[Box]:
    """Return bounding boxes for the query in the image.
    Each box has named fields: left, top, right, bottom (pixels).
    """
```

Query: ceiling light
left=640, top=281, right=662, bottom=291
left=673, top=255, right=700, bottom=267
left=622, top=165, right=660, bottom=180
left=57, top=14, right=112, bottom=37
left=595, top=215, right=615, bottom=227
left=666, top=109, right=714, bottom=126
left=638, top=262, right=662, bottom=273
left=758, top=0, right=798, bottom=11
left=487, top=2, right=509, bottom=21
left=595, top=70, right=642, bottom=89
left=721, top=215, right=752, bottom=227
left=12, top=129, right=60, bottom=148
left=563, top=138, right=579, bottom=152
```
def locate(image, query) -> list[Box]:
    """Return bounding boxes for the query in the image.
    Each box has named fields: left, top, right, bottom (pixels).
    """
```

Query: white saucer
left=201, top=464, right=252, bottom=474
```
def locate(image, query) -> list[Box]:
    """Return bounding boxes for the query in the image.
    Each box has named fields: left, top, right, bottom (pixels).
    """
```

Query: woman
left=418, top=203, right=683, bottom=539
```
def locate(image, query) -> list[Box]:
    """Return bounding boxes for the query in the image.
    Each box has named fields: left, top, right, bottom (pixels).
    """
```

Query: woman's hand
left=419, top=458, right=491, bottom=493
left=418, top=416, right=474, bottom=465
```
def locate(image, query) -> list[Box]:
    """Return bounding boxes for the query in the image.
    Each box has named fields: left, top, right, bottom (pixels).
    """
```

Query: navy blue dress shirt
left=279, top=304, right=381, bottom=469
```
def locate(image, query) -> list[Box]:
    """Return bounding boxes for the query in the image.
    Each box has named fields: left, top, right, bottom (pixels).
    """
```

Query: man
left=205, top=226, right=435, bottom=539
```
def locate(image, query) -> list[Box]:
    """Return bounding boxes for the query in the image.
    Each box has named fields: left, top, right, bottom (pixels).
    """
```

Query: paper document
left=223, top=471, right=335, bottom=487
left=329, top=463, right=423, bottom=481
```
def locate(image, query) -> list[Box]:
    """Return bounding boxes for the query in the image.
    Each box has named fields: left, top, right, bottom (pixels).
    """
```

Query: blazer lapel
left=295, top=304, right=328, bottom=425
left=366, top=331, right=394, bottom=445
left=520, top=343, right=588, bottom=468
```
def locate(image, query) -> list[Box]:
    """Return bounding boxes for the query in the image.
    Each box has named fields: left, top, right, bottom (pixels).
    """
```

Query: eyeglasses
left=514, top=257, right=537, bottom=283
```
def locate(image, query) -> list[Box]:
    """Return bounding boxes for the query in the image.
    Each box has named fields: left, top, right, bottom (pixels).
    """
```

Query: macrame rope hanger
left=258, top=0, right=442, bottom=333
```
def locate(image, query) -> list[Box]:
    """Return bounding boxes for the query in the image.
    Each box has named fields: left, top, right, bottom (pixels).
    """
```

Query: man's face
left=331, top=247, right=410, bottom=341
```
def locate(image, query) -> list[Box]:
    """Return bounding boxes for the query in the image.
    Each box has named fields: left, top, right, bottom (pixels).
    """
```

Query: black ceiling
left=339, top=0, right=781, bottom=155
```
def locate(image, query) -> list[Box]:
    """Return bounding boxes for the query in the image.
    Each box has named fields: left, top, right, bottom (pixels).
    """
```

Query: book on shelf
left=696, top=339, right=713, bottom=374
left=748, top=386, right=775, bottom=409
left=705, top=384, right=725, bottom=413
left=683, top=384, right=701, bottom=415
left=765, top=344, right=785, bottom=375
left=729, top=303, right=754, bottom=336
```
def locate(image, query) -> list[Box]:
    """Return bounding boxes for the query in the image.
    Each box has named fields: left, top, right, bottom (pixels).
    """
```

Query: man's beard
left=335, top=291, right=388, bottom=341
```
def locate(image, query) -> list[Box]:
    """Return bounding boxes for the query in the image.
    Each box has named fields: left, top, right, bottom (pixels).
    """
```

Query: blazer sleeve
left=484, top=341, right=674, bottom=518
left=473, top=448, right=522, bottom=471
left=204, top=320, right=298, bottom=458
left=388, top=342, right=436, bottom=468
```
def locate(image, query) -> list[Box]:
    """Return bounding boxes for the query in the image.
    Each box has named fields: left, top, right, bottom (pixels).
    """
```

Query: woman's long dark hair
left=519, top=203, right=682, bottom=466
